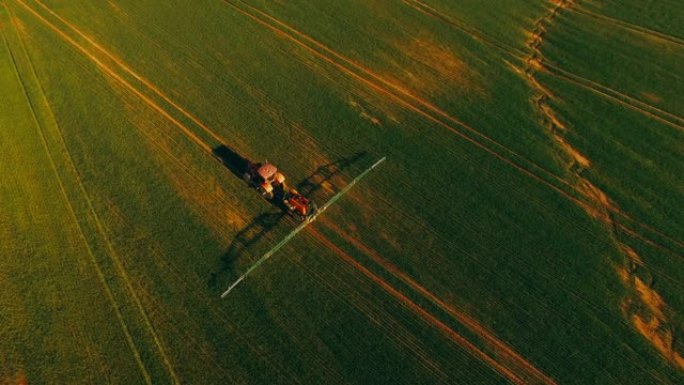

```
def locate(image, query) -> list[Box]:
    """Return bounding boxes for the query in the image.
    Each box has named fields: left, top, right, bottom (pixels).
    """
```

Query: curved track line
left=0, top=13, right=153, bottom=384
left=405, top=0, right=684, bottom=251
left=26, top=0, right=682, bottom=255
left=224, top=0, right=579, bottom=191
left=221, top=0, right=586, bottom=197
left=399, top=0, right=684, bottom=132
left=222, top=0, right=684, bottom=254
left=524, top=1, right=683, bottom=373
left=308, top=228, right=525, bottom=385
left=292, top=259, right=451, bottom=381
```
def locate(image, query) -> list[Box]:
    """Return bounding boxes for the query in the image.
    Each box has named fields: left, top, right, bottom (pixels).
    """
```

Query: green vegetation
left=1, top=0, right=682, bottom=384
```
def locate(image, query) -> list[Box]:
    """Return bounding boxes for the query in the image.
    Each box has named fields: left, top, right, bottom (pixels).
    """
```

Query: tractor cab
left=242, top=161, right=317, bottom=220
left=243, top=162, right=285, bottom=200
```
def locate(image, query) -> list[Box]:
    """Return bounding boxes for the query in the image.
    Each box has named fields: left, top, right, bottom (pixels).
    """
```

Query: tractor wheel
left=261, top=190, right=274, bottom=200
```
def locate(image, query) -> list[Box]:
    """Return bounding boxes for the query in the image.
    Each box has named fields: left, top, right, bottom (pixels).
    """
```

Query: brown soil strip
left=402, top=1, right=684, bottom=143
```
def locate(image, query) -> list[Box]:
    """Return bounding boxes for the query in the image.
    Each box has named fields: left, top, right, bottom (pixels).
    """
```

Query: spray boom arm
left=220, top=156, right=386, bottom=298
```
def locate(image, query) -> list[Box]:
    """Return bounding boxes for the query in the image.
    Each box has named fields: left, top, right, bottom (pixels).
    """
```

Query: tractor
left=242, top=162, right=286, bottom=200
left=242, top=161, right=317, bottom=221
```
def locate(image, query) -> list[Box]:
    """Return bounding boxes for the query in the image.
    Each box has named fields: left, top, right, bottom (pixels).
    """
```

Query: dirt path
left=400, top=1, right=684, bottom=138
left=522, top=0, right=684, bottom=372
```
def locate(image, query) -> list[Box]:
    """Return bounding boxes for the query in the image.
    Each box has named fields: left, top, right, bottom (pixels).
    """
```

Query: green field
left=1, top=0, right=682, bottom=384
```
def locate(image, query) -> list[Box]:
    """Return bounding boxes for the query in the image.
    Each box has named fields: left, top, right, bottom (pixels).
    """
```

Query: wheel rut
left=522, top=0, right=684, bottom=371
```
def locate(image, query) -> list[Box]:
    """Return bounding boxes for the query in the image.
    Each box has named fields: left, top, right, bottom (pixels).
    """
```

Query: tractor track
left=320, top=219, right=559, bottom=385
left=15, top=0, right=684, bottom=375
left=395, top=0, right=684, bottom=251
left=543, top=62, right=684, bottom=131
left=524, top=0, right=684, bottom=255
left=131, top=235, right=305, bottom=384
left=292, top=258, right=452, bottom=382
left=400, top=0, right=526, bottom=57
left=22, top=0, right=683, bottom=257
left=84, top=187, right=306, bottom=383
left=308, top=228, right=526, bottom=385
left=0, top=8, right=153, bottom=384
left=400, top=0, right=684, bottom=131
left=7, top=2, right=481, bottom=382
left=295, top=256, right=447, bottom=381
left=19, top=0, right=260, bottom=234
left=14, top=0, right=214, bottom=154
left=223, top=0, right=684, bottom=261
left=319, top=216, right=682, bottom=383
left=571, top=6, right=684, bottom=47
left=30, top=0, right=228, bottom=147
left=5, top=5, right=182, bottom=383
left=523, top=0, right=684, bottom=371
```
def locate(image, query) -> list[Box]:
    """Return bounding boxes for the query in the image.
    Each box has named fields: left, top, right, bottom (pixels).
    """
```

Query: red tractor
left=243, top=162, right=286, bottom=200
left=243, top=162, right=317, bottom=221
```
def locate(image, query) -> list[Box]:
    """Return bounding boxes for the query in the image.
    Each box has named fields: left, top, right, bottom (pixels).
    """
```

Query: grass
left=1, top=0, right=683, bottom=384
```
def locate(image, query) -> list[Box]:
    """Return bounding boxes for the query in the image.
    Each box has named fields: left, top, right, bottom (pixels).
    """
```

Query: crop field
left=0, top=0, right=682, bottom=384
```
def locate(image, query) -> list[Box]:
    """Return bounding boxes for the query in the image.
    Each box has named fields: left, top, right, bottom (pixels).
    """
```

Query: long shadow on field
left=208, top=151, right=367, bottom=290
left=212, top=144, right=249, bottom=179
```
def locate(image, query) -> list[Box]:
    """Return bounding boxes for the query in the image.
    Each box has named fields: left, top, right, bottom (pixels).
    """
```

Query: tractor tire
left=261, top=190, right=274, bottom=200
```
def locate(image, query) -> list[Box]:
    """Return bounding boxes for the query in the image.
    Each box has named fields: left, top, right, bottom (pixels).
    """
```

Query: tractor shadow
left=208, top=151, right=367, bottom=290
left=212, top=144, right=249, bottom=179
